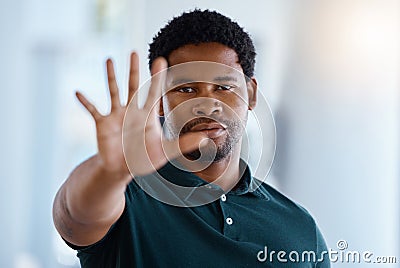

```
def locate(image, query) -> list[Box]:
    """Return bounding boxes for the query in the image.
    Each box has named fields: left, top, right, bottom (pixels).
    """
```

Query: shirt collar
left=157, top=159, right=270, bottom=200
left=228, top=160, right=270, bottom=200
left=136, top=159, right=270, bottom=206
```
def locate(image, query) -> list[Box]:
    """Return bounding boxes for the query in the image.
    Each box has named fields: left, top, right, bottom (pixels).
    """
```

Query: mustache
left=180, top=117, right=226, bottom=134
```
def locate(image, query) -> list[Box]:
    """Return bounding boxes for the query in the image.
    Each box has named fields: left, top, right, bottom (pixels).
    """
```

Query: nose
left=192, top=98, right=223, bottom=116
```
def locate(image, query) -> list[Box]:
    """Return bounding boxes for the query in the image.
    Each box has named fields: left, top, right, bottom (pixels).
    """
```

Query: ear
left=247, top=77, right=258, bottom=110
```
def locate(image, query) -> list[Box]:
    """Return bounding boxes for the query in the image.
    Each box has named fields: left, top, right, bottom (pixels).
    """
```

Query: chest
left=129, top=193, right=315, bottom=253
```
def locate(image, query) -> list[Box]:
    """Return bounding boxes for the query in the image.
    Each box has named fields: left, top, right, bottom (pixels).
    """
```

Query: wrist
left=94, top=155, right=132, bottom=185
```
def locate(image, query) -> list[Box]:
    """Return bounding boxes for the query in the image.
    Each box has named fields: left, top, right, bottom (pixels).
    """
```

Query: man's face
left=161, top=42, right=257, bottom=162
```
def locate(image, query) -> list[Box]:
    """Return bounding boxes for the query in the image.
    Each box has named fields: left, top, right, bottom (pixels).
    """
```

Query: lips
left=190, top=122, right=225, bottom=132
left=186, top=120, right=227, bottom=139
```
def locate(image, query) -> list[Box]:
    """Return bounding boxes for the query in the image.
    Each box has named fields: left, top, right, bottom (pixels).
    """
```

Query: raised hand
left=76, top=52, right=207, bottom=178
left=76, top=54, right=139, bottom=177
left=122, top=56, right=208, bottom=176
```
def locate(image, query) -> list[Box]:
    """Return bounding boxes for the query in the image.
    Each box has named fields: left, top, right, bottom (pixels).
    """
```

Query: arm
left=52, top=54, right=140, bottom=246
left=53, top=53, right=206, bottom=246
left=53, top=155, right=129, bottom=246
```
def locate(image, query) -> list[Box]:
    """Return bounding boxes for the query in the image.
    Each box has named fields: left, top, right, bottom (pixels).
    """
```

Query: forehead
left=165, top=61, right=246, bottom=89
left=167, top=43, right=245, bottom=88
left=168, top=42, right=243, bottom=71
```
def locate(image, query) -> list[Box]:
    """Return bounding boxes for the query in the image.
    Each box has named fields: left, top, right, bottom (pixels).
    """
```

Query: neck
left=177, top=146, right=242, bottom=192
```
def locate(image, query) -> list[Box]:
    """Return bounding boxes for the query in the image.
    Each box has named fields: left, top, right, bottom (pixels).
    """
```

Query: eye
left=176, top=87, right=196, bottom=93
left=217, top=85, right=234, bottom=91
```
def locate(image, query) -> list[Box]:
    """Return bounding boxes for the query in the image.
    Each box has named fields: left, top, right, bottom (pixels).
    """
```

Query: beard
left=183, top=133, right=235, bottom=162
left=166, top=117, right=244, bottom=163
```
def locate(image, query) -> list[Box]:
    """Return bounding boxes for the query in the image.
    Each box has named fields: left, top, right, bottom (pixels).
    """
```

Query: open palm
left=76, top=53, right=206, bottom=178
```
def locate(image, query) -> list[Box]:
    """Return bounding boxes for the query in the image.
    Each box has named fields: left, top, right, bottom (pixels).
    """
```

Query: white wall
left=275, top=1, right=400, bottom=266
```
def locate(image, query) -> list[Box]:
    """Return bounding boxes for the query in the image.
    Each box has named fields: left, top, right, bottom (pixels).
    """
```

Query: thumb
left=162, top=132, right=210, bottom=160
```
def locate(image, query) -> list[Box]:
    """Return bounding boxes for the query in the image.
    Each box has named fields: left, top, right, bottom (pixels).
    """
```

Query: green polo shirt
left=69, top=161, right=331, bottom=267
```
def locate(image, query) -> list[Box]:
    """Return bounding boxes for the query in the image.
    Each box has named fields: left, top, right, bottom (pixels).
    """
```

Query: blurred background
left=0, top=0, right=399, bottom=267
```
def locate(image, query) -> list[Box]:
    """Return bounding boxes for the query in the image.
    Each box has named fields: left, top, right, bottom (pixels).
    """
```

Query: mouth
left=182, top=119, right=227, bottom=139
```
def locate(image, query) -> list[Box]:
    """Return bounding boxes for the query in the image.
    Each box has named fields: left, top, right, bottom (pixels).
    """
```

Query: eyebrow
left=170, top=75, right=238, bottom=86
left=169, top=78, right=194, bottom=86
left=213, top=76, right=238, bottom=83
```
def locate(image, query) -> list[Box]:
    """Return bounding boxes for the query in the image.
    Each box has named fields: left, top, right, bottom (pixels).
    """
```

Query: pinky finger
left=76, top=91, right=102, bottom=121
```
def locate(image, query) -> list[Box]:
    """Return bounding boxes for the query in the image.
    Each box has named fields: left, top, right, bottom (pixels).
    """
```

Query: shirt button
left=226, top=217, right=233, bottom=225
left=221, top=194, right=227, bottom=202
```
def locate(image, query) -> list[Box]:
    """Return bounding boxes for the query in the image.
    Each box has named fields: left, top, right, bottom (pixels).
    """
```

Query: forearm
left=53, top=154, right=131, bottom=244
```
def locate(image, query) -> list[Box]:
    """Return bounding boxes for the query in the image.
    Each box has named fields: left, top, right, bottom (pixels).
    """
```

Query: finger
left=162, top=132, right=209, bottom=160
left=76, top=91, right=102, bottom=120
left=143, top=57, right=167, bottom=111
left=106, top=59, right=121, bottom=110
left=127, top=52, right=139, bottom=106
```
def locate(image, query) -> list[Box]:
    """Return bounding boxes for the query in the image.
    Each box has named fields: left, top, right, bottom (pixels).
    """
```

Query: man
left=53, top=9, right=330, bottom=267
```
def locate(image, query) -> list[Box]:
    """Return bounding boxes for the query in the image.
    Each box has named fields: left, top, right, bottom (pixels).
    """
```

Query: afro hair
left=148, top=9, right=256, bottom=78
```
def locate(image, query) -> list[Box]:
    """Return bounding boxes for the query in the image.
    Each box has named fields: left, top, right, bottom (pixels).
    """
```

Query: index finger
left=143, top=57, right=168, bottom=111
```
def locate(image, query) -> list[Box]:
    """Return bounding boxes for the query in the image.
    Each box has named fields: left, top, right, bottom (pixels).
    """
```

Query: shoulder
left=125, top=178, right=143, bottom=201
left=257, top=180, right=330, bottom=259
left=256, top=179, right=318, bottom=225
